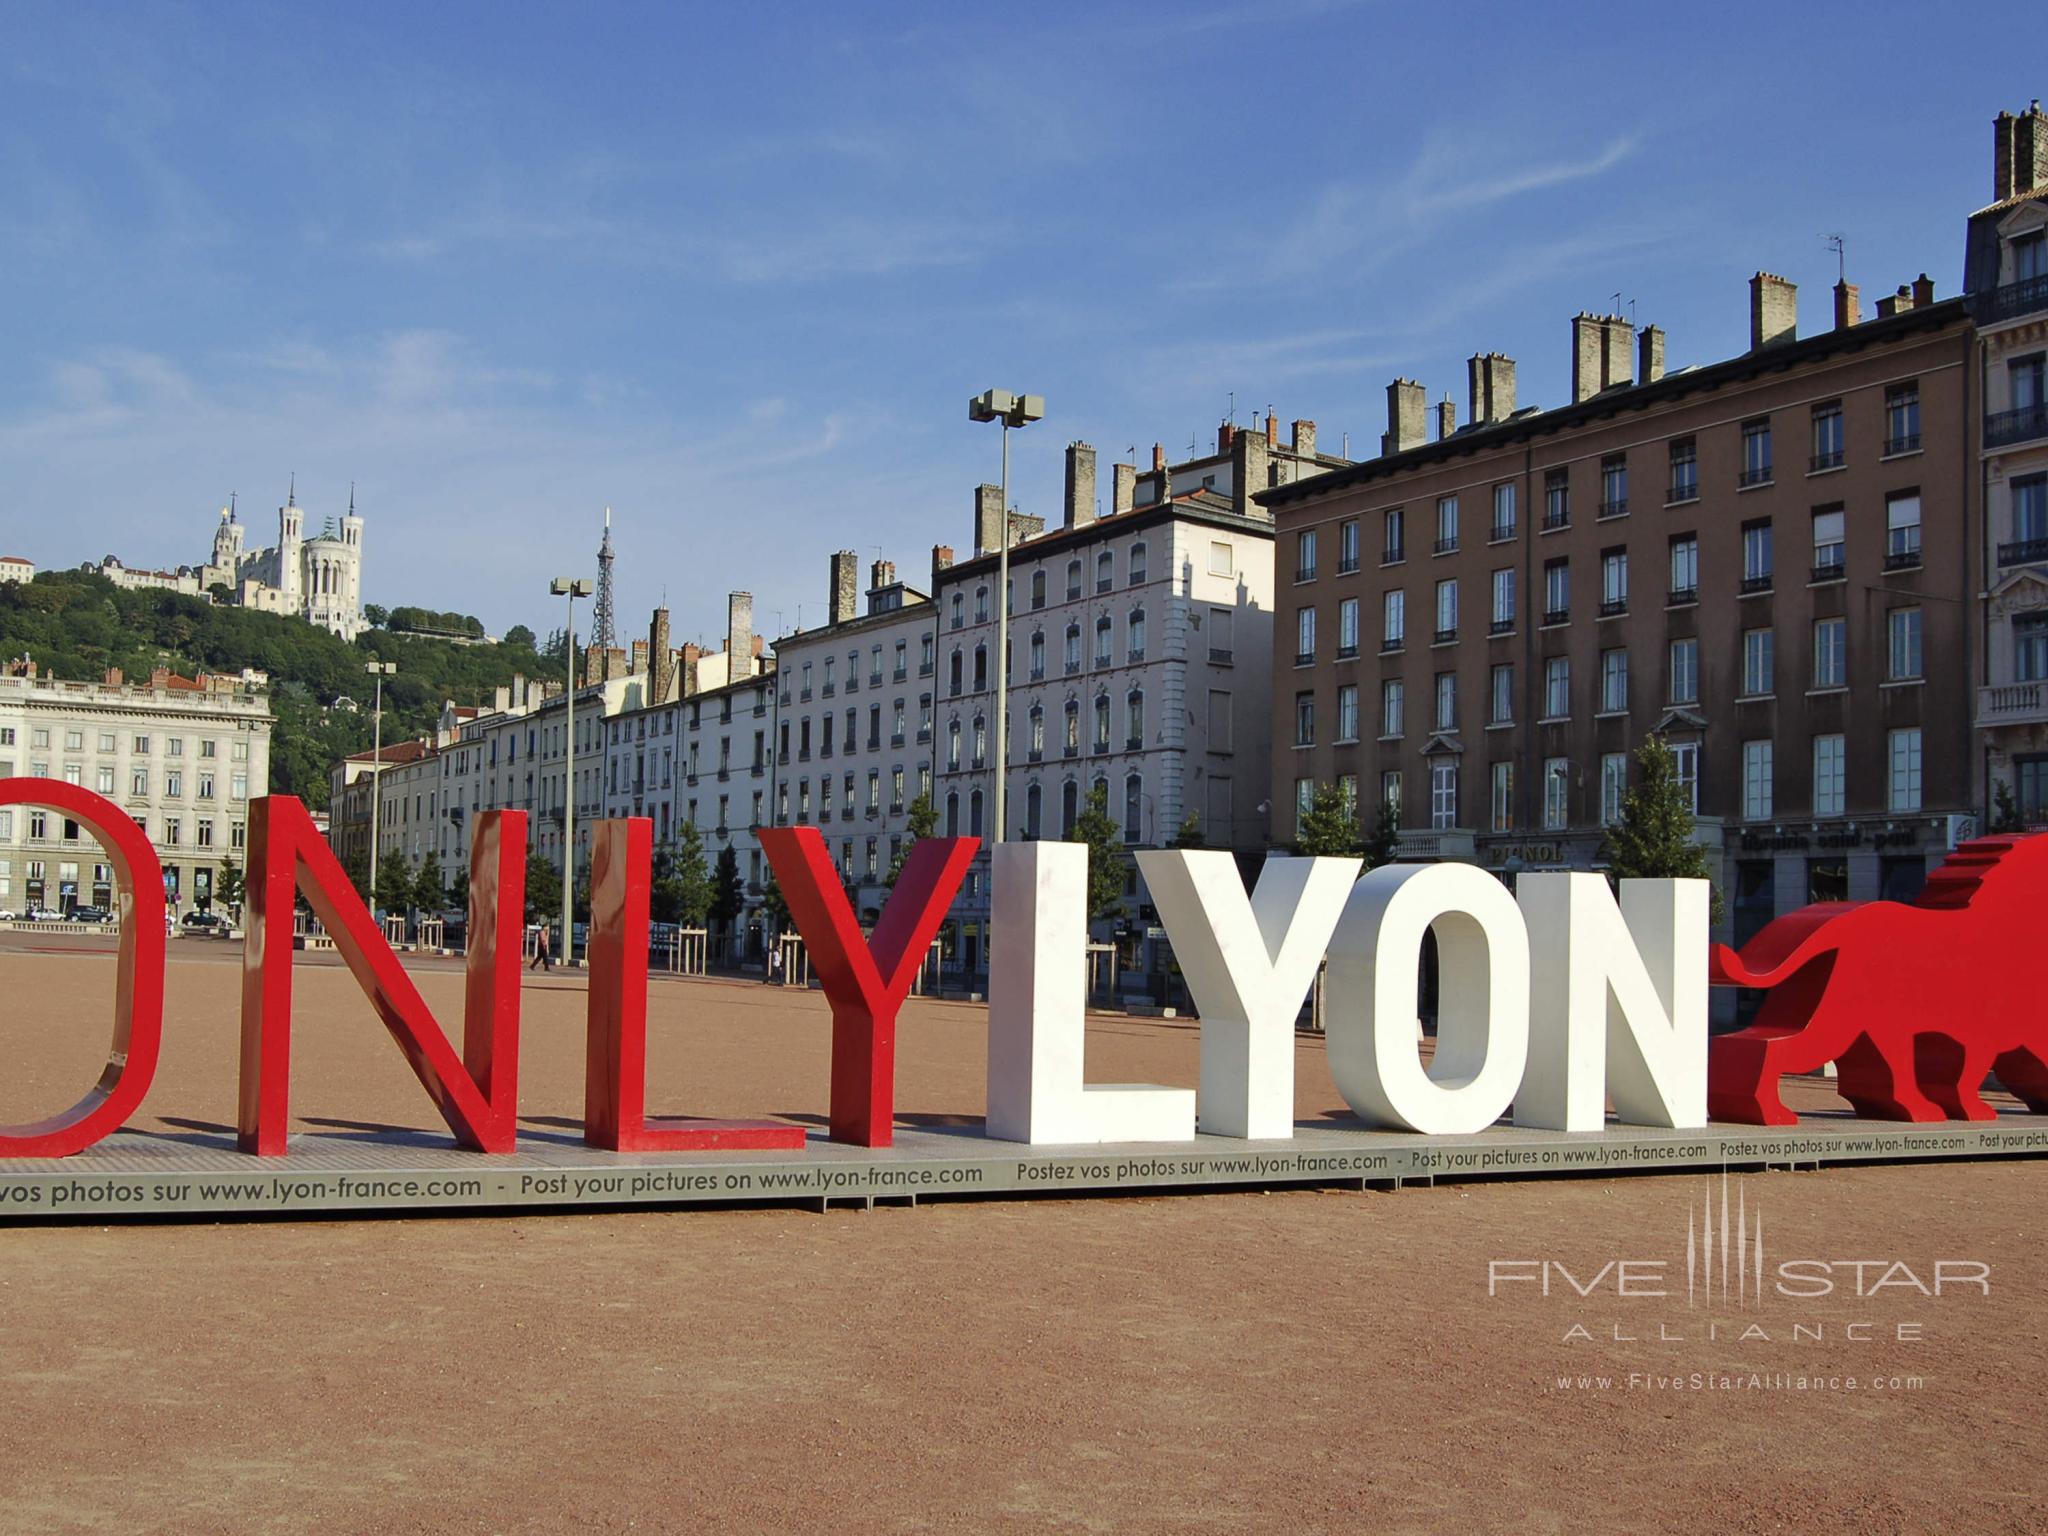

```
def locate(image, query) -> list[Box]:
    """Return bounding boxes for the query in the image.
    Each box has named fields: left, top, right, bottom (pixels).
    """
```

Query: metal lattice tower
left=592, top=506, right=617, bottom=655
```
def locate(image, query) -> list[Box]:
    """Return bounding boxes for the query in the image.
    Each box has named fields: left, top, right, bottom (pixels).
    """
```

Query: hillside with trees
left=0, top=570, right=554, bottom=808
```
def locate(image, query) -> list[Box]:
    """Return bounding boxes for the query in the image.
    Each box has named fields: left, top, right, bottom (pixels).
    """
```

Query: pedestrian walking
left=530, top=922, right=554, bottom=972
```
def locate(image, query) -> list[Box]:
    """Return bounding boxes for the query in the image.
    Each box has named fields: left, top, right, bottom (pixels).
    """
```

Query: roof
left=346, top=738, right=433, bottom=766
left=1258, top=297, right=1973, bottom=510
left=0, top=555, right=33, bottom=566
left=936, top=489, right=1269, bottom=586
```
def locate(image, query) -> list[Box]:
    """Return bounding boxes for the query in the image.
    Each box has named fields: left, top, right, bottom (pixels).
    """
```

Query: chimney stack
left=1265, top=412, right=1278, bottom=445
left=1833, top=281, right=1860, bottom=331
left=1638, top=324, right=1666, bottom=383
left=1877, top=284, right=1914, bottom=318
left=630, top=638, right=649, bottom=675
left=869, top=558, right=896, bottom=593
left=1217, top=421, right=1237, bottom=454
left=1911, top=272, right=1936, bottom=308
left=1435, top=396, right=1456, bottom=440
left=649, top=608, right=673, bottom=701
left=1382, top=379, right=1426, bottom=455
left=931, top=544, right=954, bottom=585
left=828, top=550, right=859, bottom=626
left=1600, top=317, right=1634, bottom=391
left=1112, top=462, right=1136, bottom=515
left=1152, top=442, right=1166, bottom=472
left=1063, top=441, right=1097, bottom=531
left=726, top=592, right=754, bottom=682
left=1997, top=108, right=2018, bottom=201
left=974, top=483, right=1005, bottom=556
left=1571, top=315, right=1602, bottom=401
left=1291, top=420, right=1316, bottom=458
left=2022, top=101, right=2048, bottom=195
left=1749, top=273, right=1797, bottom=349
left=1467, top=352, right=1517, bottom=423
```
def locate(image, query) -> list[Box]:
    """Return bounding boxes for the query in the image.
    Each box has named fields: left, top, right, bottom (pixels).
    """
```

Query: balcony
left=1064, top=660, right=1081, bottom=676
left=1381, top=637, right=1405, bottom=653
left=1382, top=547, right=1406, bottom=565
left=1737, top=466, right=1774, bottom=489
left=891, top=731, right=906, bottom=747
left=1125, top=736, right=1144, bottom=751
left=1489, top=523, right=1515, bottom=544
left=1883, top=432, right=1921, bottom=456
left=1063, top=744, right=1078, bottom=759
left=1597, top=498, right=1628, bottom=519
left=1294, top=651, right=1315, bottom=667
left=1029, top=665, right=1046, bottom=681
left=1987, top=403, right=2048, bottom=450
left=1096, top=578, right=1112, bottom=594
left=1337, top=555, right=1360, bottom=575
left=1488, top=619, right=1514, bottom=637
left=1434, top=536, right=1459, bottom=555
left=1208, top=646, right=1233, bottom=664
left=1542, top=510, right=1570, bottom=531
left=1335, top=642, right=1360, bottom=660
left=1127, top=647, right=1146, bottom=664
left=1541, top=608, right=1569, bottom=627
left=1739, top=575, right=1773, bottom=595
left=1665, top=483, right=1698, bottom=507
left=1027, top=749, right=1043, bottom=763
left=1295, top=566, right=1318, bottom=583
left=1432, top=627, right=1457, bottom=645
left=1970, top=272, right=2048, bottom=325
left=1999, top=535, right=2048, bottom=567
left=1597, top=598, right=1628, bottom=618
left=1394, top=828, right=1477, bottom=861
left=1809, top=450, right=1844, bottom=473
left=1810, top=560, right=1845, bottom=584
left=1884, top=548, right=1923, bottom=572
left=1979, top=682, right=2048, bottom=728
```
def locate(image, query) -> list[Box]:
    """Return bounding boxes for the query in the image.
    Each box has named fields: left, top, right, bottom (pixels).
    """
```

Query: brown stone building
left=1261, top=276, right=1976, bottom=942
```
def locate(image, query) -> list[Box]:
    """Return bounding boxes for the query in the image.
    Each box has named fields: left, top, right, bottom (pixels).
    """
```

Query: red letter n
left=758, top=826, right=976, bottom=1147
left=584, top=817, right=805, bottom=1151
left=238, top=795, right=525, bottom=1155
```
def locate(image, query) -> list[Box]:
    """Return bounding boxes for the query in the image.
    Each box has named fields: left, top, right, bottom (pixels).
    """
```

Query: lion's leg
left=1835, top=1032, right=1947, bottom=1122
left=1993, top=1047, right=2048, bottom=1114
left=1921, top=1033, right=1996, bottom=1122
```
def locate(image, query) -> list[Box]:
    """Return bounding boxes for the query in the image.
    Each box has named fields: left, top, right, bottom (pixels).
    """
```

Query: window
left=1296, top=529, right=1319, bottom=582
left=1669, top=535, right=1698, bottom=600
left=1813, top=617, right=1847, bottom=689
left=1064, top=700, right=1080, bottom=755
left=1433, top=579, right=1458, bottom=641
left=1028, top=631, right=1045, bottom=679
left=1208, top=542, right=1233, bottom=577
left=1096, top=616, right=1114, bottom=668
left=1599, top=455, right=1627, bottom=516
left=1888, top=728, right=1922, bottom=810
left=1434, top=671, right=1457, bottom=731
left=1668, top=438, right=1698, bottom=502
left=1128, top=608, right=1146, bottom=661
left=1599, top=753, right=1627, bottom=825
left=1886, top=493, right=1922, bottom=567
left=1600, top=648, right=1628, bottom=713
left=971, top=714, right=987, bottom=767
left=1811, top=402, right=1844, bottom=471
left=1380, top=770, right=1402, bottom=825
left=1543, top=559, right=1569, bottom=622
left=1742, top=740, right=1774, bottom=820
left=1024, top=782, right=1042, bottom=839
left=1489, top=663, right=1514, bottom=725
left=2015, top=474, right=2048, bottom=548
left=1543, top=758, right=1570, bottom=831
left=1295, top=691, right=1316, bottom=747
left=1095, top=551, right=1113, bottom=593
left=1381, top=679, right=1405, bottom=738
left=1742, top=627, right=1774, bottom=697
left=1094, top=694, right=1111, bottom=750
left=1813, top=734, right=1845, bottom=818
left=1672, top=742, right=1700, bottom=812
left=1543, top=656, right=1569, bottom=719
left=1336, top=684, right=1359, bottom=742
left=974, top=586, right=990, bottom=624
left=1338, top=596, right=1360, bottom=657
left=1544, top=469, right=1569, bottom=529
left=1383, top=507, right=1405, bottom=563
left=1811, top=507, right=1845, bottom=576
left=1741, top=520, right=1773, bottom=590
left=1490, top=568, right=1515, bottom=631
left=1295, top=606, right=1316, bottom=664
left=1338, top=519, right=1360, bottom=574
left=1490, top=483, right=1516, bottom=541
left=1885, top=383, right=1920, bottom=454
left=1491, top=761, right=1515, bottom=833
left=1740, top=418, right=1773, bottom=486
left=1435, top=496, right=1459, bottom=553
left=946, top=720, right=961, bottom=770
left=96, top=766, right=114, bottom=794
left=1383, top=589, right=1405, bottom=648
left=1126, top=688, right=1145, bottom=747
left=1888, top=607, right=1923, bottom=680
left=1065, top=623, right=1082, bottom=674
left=1599, top=549, right=1628, bottom=614
left=2017, top=615, right=2048, bottom=683
left=1429, top=762, right=1458, bottom=829
left=1061, top=779, right=1079, bottom=836
left=1066, top=559, right=1082, bottom=600
left=1129, top=541, right=1148, bottom=585
left=1030, top=569, right=1046, bottom=609
left=1124, top=774, right=1143, bottom=842
left=1294, top=778, right=1315, bottom=838
left=1669, top=638, right=1699, bottom=704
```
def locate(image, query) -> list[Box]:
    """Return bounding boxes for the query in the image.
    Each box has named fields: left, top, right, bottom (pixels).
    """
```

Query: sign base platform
left=5, top=1113, right=2047, bottom=1221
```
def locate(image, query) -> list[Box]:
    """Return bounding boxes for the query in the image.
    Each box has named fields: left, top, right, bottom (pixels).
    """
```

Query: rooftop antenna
left=287, top=472, right=295, bottom=507
left=592, top=506, right=617, bottom=654
left=1227, top=390, right=1236, bottom=425
left=348, top=481, right=355, bottom=516
left=229, top=491, right=236, bottom=522
left=1823, top=233, right=1846, bottom=283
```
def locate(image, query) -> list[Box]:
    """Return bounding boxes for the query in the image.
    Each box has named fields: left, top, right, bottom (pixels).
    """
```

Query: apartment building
left=931, top=422, right=1335, bottom=977
left=1970, top=99, right=2048, bottom=815
left=768, top=553, right=937, bottom=921
left=0, top=662, right=271, bottom=914
left=1264, top=274, right=1975, bottom=945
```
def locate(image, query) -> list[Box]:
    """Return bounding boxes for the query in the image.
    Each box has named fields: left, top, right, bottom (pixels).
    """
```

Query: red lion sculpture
left=1708, top=833, right=2048, bottom=1125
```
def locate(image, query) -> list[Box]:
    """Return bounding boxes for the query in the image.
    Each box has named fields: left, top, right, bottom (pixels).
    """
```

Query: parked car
left=0, top=908, right=17, bottom=922
left=71, top=905, right=115, bottom=923
left=182, top=910, right=231, bottom=931
left=22, top=905, right=62, bottom=921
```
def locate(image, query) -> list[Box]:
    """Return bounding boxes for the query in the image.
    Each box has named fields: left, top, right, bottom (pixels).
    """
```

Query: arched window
left=947, top=719, right=962, bottom=769
left=1064, top=622, right=1081, bottom=673
left=969, top=789, right=984, bottom=839
left=1066, top=559, right=1082, bottom=601
left=1128, top=607, right=1146, bottom=661
left=1096, top=549, right=1114, bottom=592
left=949, top=648, right=963, bottom=695
left=1025, top=782, right=1043, bottom=839
left=972, top=713, right=987, bottom=767
left=1129, top=542, right=1148, bottom=585
left=1063, top=699, right=1080, bottom=755
left=975, top=585, right=990, bottom=623
left=1126, top=688, right=1145, bottom=748
left=950, top=593, right=964, bottom=630
left=1093, top=693, right=1111, bottom=749
left=1028, top=630, right=1045, bottom=677
left=1061, top=779, right=1079, bottom=836
left=1094, top=615, right=1113, bottom=667
left=946, top=791, right=960, bottom=837
left=1030, top=570, right=1046, bottom=609
left=1124, top=773, right=1143, bottom=842
left=973, top=644, right=988, bottom=692
left=1028, top=704, right=1045, bottom=756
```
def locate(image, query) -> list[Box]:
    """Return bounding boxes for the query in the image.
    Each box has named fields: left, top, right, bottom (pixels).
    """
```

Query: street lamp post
left=365, top=661, right=396, bottom=913
left=550, top=576, right=594, bottom=965
left=968, top=389, right=1044, bottom=845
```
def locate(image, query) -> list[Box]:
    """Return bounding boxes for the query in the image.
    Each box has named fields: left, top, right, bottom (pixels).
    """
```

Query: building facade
left=1264, top=274, right=1976, bottom=946
left=768, top=553, right=938, bottom=921
left=1969, top=100, right=2048, bottom=818
left=0, top=663, right=272, bottom=915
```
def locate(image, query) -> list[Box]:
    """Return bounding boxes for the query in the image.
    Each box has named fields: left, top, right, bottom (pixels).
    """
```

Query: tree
left=412, top=850, right=445, bottom=912
left=758, top=870, right=790, bottom=933
left=709, top=845, right=745, bottom=931
left=449, top=866, right=470, bottom=913
left=524, top=852, right=562, bottom=925
left=342, top=847, right=372, bottom=903
left=215, top=853, right=245, bottom=913
left=1170, top=809, right=1205, bottom=848
left=1604, top=734, right=1722, bottom=919
left=1363, top=796, right=1401, bottom=871
left=886, top=792, right=939, bottom=886
left=1993, top=778, right=2023, bottom=834
left=1294, top=782, right=1361, bottom=858
left=1067, top=783, right=1126, bottom=922
left=503, top=623, right=537, bottom=652
left=374, top=852, right=414, bottom=916
left=363, top=604, right=390, bottom=629
left=651, top=824, right=713, bottom=925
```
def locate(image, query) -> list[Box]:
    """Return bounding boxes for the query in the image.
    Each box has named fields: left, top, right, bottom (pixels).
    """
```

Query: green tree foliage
left=215, top=853, right=245, bottom=912
left=363, top=604, right=390, bottom=628
left=758, top=870, right=790, bottom=933
left=341, top=847, right=371, bottom=902
left=412, top=850, right=445, bottom=912
left=1604, top=735, right=1722, bottom=919
left=0, top=571, right=550, bottom=809
left=502, top=624, right=537, bottom=652
left=524, top=852, right=562, bottom=925
left=1067, top=783, right=1126, bottom=922
left=650, top=824, right=713, bottom=925
left=386, top=606, right=486, bottom=638
left=1294, top=782, right=1361, bottom=857
left=374, top=852, right=415, bottom=915
left=1170, top=809, right=1205, bottom=848
left=1363, top=796, right=1401, bottom=870
left=886, top=792, right=939, bottom=886
left=1992, top=779, right=2023, bottom=834
left=709, top=844, right=744, bottom=929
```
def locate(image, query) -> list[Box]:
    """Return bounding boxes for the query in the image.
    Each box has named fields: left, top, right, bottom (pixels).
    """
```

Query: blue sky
left=0, top=2, right=2023, bottom=652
